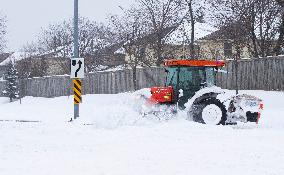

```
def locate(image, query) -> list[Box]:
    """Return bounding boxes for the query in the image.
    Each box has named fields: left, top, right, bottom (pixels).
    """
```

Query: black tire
left=191, top=98, right=227, bottom=125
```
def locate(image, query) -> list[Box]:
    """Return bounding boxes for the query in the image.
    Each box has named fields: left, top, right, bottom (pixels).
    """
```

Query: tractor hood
left=150, top=86, right=174, bottom=103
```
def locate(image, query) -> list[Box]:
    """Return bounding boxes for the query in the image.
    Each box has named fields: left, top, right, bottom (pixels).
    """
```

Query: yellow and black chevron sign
left=73, top=79, right=82, bottom=104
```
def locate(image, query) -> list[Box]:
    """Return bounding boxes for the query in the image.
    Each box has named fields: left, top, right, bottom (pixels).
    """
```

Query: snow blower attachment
left=140, top=59, right=263, bottom=125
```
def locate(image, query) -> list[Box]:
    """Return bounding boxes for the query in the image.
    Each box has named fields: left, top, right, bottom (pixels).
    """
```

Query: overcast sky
left=0, top=0, right=134, bottom=52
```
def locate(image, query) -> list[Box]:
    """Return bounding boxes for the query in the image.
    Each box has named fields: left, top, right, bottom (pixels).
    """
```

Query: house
left=0, top=53, right=10, bottom=78
left=122, top=23, right=220, bottom=65
left=0, top=44, right=127, bottom=78
left=122, top=26, right=179, bottom=66
left=122, top=21, right=272, bottom=64
left=92, top=42, right=126, bottom=67
left=0, top=66, right=6, bottom=78
left=0, top=52, right=68, bottom=78
left=196, top=26, right=252, bottom=60
left=169, top=22, right=255, bottom=60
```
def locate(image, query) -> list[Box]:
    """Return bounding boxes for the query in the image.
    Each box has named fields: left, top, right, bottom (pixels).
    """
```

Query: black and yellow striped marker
left=73, top=79, right=82, bottom=104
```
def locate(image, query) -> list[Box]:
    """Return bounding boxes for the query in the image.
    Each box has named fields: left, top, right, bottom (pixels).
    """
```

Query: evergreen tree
left=2, top=61, right=19, bottom=102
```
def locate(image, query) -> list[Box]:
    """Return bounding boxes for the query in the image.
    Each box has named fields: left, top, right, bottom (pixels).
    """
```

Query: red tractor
left=141, top=59, right=263, bottom=125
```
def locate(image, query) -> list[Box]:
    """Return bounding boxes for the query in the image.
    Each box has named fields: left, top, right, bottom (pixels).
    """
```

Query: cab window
left=205, top=67, right=216, bottom=87
left=165, top=67, right=178, bottom=87
left=179, top=67, right=205, bottom=89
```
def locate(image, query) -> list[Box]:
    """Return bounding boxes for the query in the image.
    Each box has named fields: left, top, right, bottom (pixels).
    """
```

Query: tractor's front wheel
left=191, top=98, right=227, bottom=125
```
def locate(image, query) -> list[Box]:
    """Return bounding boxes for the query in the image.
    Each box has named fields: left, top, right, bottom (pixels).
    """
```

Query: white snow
left=0, top=89, right=284, bottom=175
left=98, top=65, right=126, bottom=72
left=0, top=77, right=5, bottom=81
left=114, top=47, right=126, bottom=54
left=168, top=22, right=217, bottom=45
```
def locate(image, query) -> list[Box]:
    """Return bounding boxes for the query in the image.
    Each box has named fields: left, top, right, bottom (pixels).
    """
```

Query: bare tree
left=274, top=0, right=284, bottom=55
left=208, top=0, right=282, bottom=58
left=137, top=0, right=186, bottom=65
left=0, top=14, right=7, bottom=52
left=109, top=6, right=153, bottom=90
left=16, top=56, right=48, bottom=79
left=16, top=58, right=32, bottom=79
left=22, top=17, right=115, bottom=75
left=254, top=0, right=281, bottom=57
left=183, top=0, right=205, bottom=59
left=37, top=20, right=72, bottom=58
left=37, top=17, right=103, bottom=57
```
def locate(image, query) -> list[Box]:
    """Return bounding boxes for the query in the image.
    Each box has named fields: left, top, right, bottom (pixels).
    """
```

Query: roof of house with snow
left=167, top=22, right=218, bottom=44
left=198, top=21, right=251, bottom=41
left=199, top=26, right=235, bottom=41
left=0, top=53, right=11, bottom=63
left=0, top=52, right=30, bottom=66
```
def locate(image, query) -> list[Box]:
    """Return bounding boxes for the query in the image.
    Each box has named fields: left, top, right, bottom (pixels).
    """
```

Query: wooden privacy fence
left=217, top=57, right=284, bottom=91
left=0, top=57, right=283, bottom=98
left=0, top=67, right=166, bottom=98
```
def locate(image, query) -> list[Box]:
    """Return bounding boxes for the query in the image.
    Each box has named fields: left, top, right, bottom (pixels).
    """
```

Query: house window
left=183, top=45, right=200, bottom=59
left=138, top=47, right=145, bottom=58
left=224, top=41, right=232, bottom=57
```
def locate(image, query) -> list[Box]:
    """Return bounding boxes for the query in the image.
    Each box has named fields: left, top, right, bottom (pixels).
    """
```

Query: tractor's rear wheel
left=191, top=98, right=227, bottom=125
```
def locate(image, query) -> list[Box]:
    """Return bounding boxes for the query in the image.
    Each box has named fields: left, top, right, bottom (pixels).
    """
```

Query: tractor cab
left=150, top=60, right=225, bottom=108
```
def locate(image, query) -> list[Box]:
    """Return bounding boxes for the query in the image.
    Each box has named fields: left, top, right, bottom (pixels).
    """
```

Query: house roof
left=114, top=25, right=178, bottom=54
left=0, top=51, right=66, bottom=66
left=122, top=25, right=178, bottom=47
left=0, top=53, right=11, bottom=64
left=199, top=21, right=250, bottom=41
left=199, top=27, right=231, bottom=40
left=0, top=52, right=28, bottom=66
left=167, top=22, right=218, bottom=44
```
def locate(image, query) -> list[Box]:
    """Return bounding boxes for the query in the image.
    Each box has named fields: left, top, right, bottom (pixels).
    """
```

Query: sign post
left=72, top=0, right=81, bottom=120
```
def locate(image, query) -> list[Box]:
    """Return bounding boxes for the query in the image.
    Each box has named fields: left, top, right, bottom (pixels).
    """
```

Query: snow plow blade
left=227, top=94, right=263, bottom=124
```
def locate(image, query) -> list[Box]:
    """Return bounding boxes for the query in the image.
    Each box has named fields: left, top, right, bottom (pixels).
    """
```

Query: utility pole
left=73, top=0, right=79, bottom=119
left=234, top=48, right=240, bottom=95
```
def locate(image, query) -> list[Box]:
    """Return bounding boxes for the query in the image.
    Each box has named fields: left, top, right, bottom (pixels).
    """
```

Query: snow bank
left=0, top=89, right=284, bottom=175
left=0, top=88, right=283, bottom=129
left=0, top=90, right=154, bottom=128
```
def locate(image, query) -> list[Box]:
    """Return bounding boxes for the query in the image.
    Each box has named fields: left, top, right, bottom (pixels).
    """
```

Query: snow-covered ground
left=0, top=89, right=284, bottom=175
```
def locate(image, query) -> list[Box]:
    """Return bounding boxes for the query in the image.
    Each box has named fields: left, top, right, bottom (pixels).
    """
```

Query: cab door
left=178, top=67, right=205, bottom=108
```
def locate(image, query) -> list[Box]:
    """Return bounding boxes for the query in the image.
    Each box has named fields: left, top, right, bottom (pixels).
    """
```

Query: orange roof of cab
left=164, top=59, right=225, bottom=67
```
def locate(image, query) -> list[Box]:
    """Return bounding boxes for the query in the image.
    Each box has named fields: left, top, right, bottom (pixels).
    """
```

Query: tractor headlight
left=163, top=93, right=172, bottom=100
left=164, top=95, right=170, bottom=100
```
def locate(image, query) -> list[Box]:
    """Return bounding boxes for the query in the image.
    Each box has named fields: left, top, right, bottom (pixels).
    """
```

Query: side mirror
left=179, top=89, right=183, bottom=98
left=200, top=82, right=207, bottom=87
